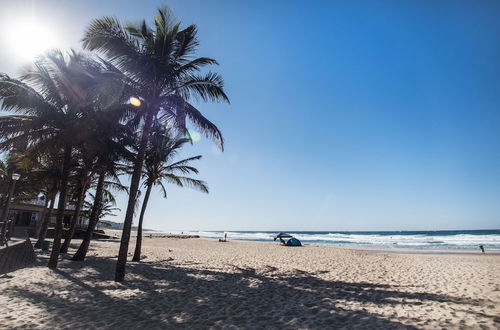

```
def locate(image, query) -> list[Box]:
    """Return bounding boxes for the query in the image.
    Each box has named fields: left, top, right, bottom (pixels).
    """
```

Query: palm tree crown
left=143, top=128, right=208, bottom=196
left=82, top=6, right=229, bottom=148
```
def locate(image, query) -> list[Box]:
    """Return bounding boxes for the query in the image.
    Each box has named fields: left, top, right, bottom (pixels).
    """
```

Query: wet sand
left=353, top=247, right=500, bottom=256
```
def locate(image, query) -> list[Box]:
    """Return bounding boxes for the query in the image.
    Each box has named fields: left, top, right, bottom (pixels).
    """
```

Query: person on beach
left=479, top=245, right=485, bottom=254
left=279, top=237, right=286, bottom=245
left=224, top=232, right=227, bottom=241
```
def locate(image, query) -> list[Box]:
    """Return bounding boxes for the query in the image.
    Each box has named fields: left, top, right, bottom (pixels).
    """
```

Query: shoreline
left=345, top=245, right=500, bottom=255
left=214, top=237, right=500, bottom=254
left=353, top=248, right=500, bottom=256
left=107, top=230, right=500, bottom=255
left=131, top=229, right=500, bottom=252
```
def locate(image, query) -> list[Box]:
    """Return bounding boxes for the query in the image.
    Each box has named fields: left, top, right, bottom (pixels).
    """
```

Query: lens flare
left=129, top=97, right=142, bottom=107
left=187, top=130, right=201, bottom=142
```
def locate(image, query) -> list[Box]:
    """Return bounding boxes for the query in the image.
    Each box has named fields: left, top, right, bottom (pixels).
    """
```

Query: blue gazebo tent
left=286, top=237, right=302, bottom=246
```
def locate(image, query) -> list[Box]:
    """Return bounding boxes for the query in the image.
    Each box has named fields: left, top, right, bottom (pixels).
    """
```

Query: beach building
left=0, top=198, right=89, bottom=235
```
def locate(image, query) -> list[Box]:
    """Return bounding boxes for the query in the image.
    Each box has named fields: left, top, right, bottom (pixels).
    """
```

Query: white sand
left=1, top=237, right=499, bottom=329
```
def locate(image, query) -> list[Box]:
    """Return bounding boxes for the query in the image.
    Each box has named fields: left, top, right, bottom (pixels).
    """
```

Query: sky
left=0, top=0, right=499, bottom=232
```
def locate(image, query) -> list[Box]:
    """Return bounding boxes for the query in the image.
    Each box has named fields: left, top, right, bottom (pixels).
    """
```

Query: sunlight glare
left=4, top=19, right=58, bottom=62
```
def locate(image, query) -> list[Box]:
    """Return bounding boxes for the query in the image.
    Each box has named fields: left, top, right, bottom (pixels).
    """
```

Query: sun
left=4, top=19, right=58, bottom=62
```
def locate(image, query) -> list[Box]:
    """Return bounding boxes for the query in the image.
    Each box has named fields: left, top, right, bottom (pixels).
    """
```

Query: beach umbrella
left=274, top=232, right=293, bottom=241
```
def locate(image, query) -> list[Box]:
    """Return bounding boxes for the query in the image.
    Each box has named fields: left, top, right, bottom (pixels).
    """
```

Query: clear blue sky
left=1, top=0, right=499, bottom=231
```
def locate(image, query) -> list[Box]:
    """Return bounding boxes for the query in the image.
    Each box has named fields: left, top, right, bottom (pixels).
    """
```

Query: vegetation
left=0, top=6, right=228, bottom=281
left=132, top=128, right=208, bottom=262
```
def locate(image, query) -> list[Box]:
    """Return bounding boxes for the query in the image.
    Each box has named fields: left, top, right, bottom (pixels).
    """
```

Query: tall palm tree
left=82, top=6, right=229, bottom=281
left=14, top=148, right=64, bottom=243
left=71, top=167, right=107, bottom=261
left=0, top=52, right=89, bottom=267
left=0, top=157, right=12, bottom=213
left=60, top=153, right=94, bottom=253
left=132, top=129, right=208, bottom=261
left=34, top=186, right=57, bottom=248
left=72, top=134, right=132, bottom=261
left=0, top=159, right=7, bottom=195
left=0, top=50, right=130, bottom=268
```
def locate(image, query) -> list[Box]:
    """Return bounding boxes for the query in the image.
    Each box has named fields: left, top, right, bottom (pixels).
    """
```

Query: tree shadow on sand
left=4, top=256, right=495, bottom=329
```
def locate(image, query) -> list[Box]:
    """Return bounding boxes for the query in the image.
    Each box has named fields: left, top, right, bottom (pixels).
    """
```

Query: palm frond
left=174, top=25, right=199, bottom=62
left=181, top=100, right=224, bottom=150
left=176, top=72, right=229, bottom=103
left=82, top=16, right=142, bottom=70
left=175, top=57, right=219, bottom=76
left=163, top=174, right=208, bottom=193
left=0, top=74, right=60, bottom=116
left=166, top=155, right=202, bottom=173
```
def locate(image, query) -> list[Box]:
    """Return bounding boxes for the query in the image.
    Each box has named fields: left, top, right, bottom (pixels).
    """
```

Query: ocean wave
left=175, top=230, right=500, bottom=250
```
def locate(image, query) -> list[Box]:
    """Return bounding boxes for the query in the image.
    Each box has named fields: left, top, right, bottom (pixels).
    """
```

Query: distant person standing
left=479, top=245, right=485, bottom=254
left=224, top=232, right=227, bottom=241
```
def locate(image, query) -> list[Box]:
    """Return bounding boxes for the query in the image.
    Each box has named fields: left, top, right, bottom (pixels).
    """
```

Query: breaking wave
left=177, top=230, right=500, bottom=250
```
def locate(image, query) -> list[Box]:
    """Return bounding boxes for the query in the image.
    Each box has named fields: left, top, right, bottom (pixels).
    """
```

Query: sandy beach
left=1, top=236, right=499, bottom=329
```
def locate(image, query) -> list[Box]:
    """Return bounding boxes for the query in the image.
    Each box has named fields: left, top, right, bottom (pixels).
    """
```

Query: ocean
left=182, top=230, right=500, bottom=251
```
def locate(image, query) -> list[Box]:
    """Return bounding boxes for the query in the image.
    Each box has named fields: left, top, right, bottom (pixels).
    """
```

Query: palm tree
left=0, top=158, right=8, bottom=196
left=61, top=57, right=137, bottom=254
left=132, top=129, right=208, bottom=261
left=82, top=6, right=229, bottom=281
left=82, top=191, right=121, bottom=221
left=34, top=186, right=58, bottom=248
left=72, top=134, right=131, bottom=261
left=0, top=156, right=29, bottom=203
left=0, top=52, right=92, bottom=267
left=0, top=157, right=12, bottom=213
left=0, top=50, right=130, bottom=268
left=14, top=148, right=63, bottom=243
left=60, top=154, right=94, bottom=253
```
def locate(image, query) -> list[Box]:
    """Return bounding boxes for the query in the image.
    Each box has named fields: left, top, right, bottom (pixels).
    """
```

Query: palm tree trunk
left=33, top=196, right=50, bottom=239
left=60, top=185, right=87, bottom=253
left=132, top=182, right=153, bottom=262
left=72, top=169, right=105, bottom=261
left=115, top=112, right=154, bottom=282
left=0, top=196, right=7, bottom=212
left=34, top=192, right=56, bottom=249
left=48, top=145, right=72, bottom=268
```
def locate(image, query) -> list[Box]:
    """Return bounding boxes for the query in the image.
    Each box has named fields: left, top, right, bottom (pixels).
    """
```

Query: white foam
left=165, top=230, right=500, bottom=250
